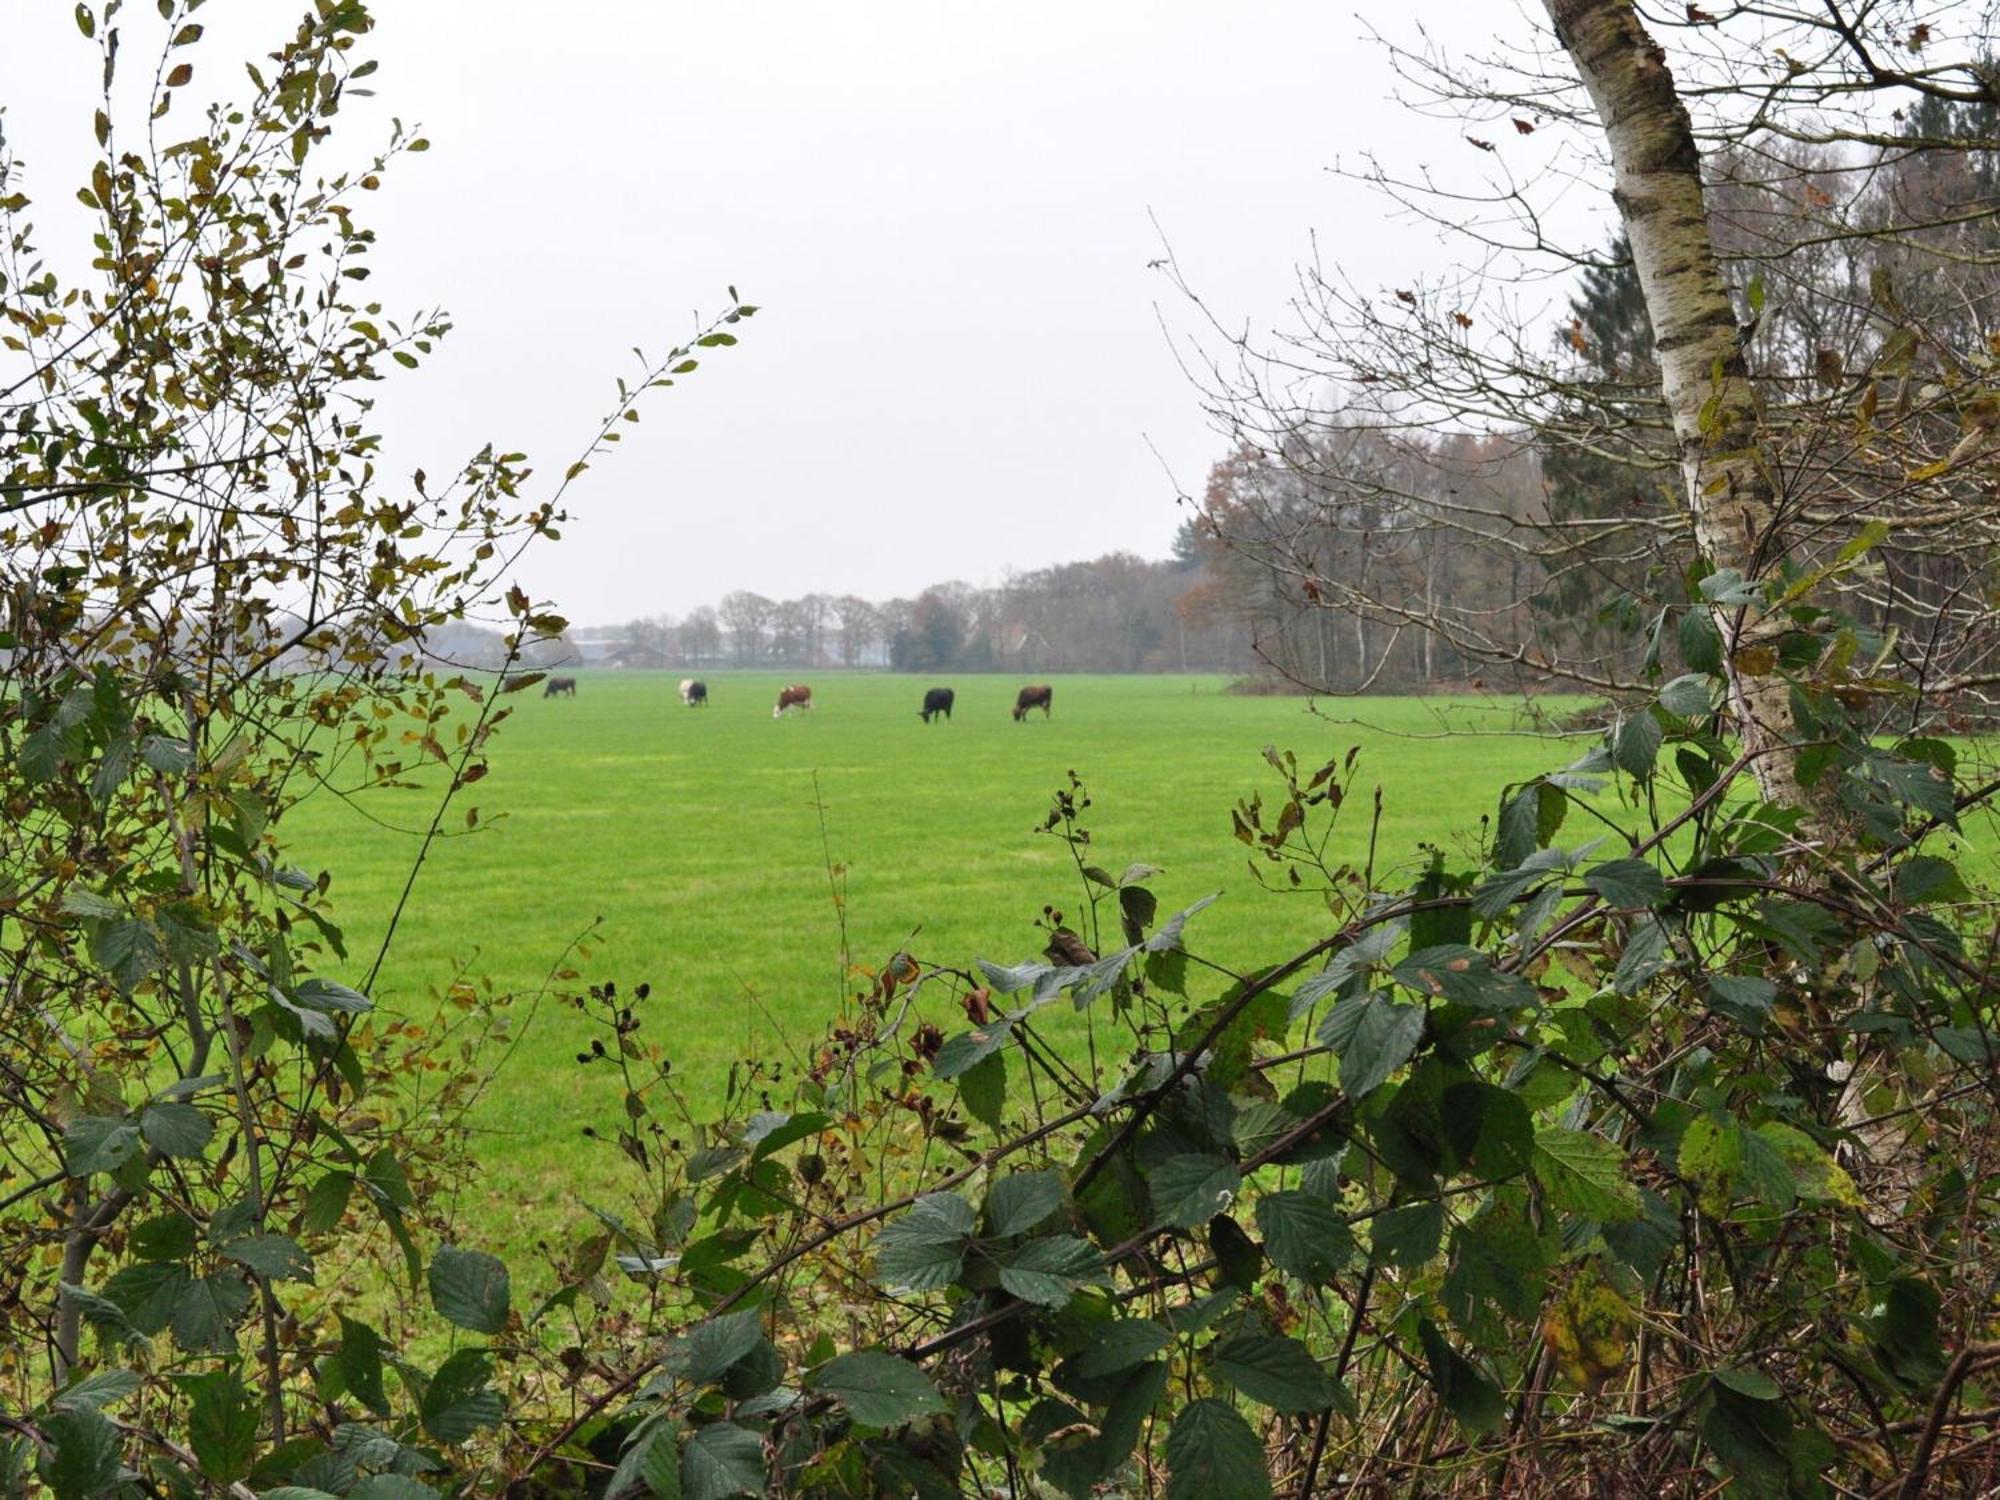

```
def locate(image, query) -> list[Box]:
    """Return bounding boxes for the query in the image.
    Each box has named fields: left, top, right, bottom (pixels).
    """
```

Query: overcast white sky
left=3, top=1, right=1547, bottom=627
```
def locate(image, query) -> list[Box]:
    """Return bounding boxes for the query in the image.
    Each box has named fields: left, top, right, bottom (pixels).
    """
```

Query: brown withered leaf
left=1045, top=928, right=1097, bottom=967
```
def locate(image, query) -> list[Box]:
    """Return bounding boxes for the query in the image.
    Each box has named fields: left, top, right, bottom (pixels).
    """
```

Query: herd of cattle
left=543, top=674, right=1056, bottom=721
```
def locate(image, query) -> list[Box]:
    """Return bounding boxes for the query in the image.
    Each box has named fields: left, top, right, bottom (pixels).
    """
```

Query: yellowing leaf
left=1541, top=1262, right=1636, bottom=1393
left=1753, top=1123, right=1861, bottom=1208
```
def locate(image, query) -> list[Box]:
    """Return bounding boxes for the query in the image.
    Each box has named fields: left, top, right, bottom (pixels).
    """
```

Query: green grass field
left=280, top=672, right=1599, bottom=1232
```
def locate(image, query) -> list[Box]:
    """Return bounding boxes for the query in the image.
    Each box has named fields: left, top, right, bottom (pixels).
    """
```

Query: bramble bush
left=4, top=6, right=1998, bottom=1499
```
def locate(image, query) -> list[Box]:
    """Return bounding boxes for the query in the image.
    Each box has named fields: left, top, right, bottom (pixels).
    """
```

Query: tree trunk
left=1544, top=0, right=1806, bottom=809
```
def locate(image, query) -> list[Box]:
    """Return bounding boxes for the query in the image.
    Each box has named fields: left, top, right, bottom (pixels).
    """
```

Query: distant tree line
left=577, top=547, right=1257, bottom=675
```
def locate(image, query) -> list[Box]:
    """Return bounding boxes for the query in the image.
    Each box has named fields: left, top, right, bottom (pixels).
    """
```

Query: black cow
left=919, top=687, right=954, bottom=724
left=1012, top=683, right=1053, bottom=721
left=544, top=675, right=578, bottom=698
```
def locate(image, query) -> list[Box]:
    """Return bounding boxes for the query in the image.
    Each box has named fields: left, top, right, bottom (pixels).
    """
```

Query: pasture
left=281, top=673, right=1598, bottom=1234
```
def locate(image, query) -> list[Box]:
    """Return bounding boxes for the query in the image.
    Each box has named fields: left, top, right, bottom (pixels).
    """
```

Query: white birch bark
left=1544, top=0, right=1806, bottom=809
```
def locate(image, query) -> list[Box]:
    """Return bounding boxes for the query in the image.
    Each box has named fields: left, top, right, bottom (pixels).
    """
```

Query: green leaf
left=139, top=734, right=194, bottom=774
left=334, top=1315, right=390, bottom=1416
left=1042, top=1361, right=1168, bottom=1498
left=1067, top=1319, right=1171, bottom=1379
left=1712, top=1367, right=1781, bottom=1400
left=1148, top=1154, right=1241, bottom=1229
left=1495, top=783, right=1541, bottom=869
left=1417, top=1319, right=1505, bottom=1435
left=1584, top=858, right=1667, bottom=911
left=1147, top=892, right=1221, bottom=952
left=294, top=977, right=372, bottom=1014
left=420, top=1348, right=503, bottom=1444
left=1369, top=1201, right=1445, bottom=1269
left=1444, top=1206, right=1551, bottom=1344
left=674, top=1308, right=766, bottom=1384
left=63, top=1116, right=141, bottom=1178
left=429, top=1246, right=510, bottom=1333
left=958, top=1050, right=1006, bottom=1132
left=1680, top=608, right=1723, bottom=673
left=874, top=1193, right=974, bottom=1292
left=60, top=889, right=122, bottom=921
left=1209, top=1212, right=1264, bottom=1292
left=1702, top=1379, right=1796, bottom=1493
left=98, top=1262, right=186, bottom=1334
left=745, top=1110, right=831, bottom=1158
left=170, top=1271, right=250, bottom=1352
left=996, top=1236, right=1106, bottom=1306
left=1256, top=1190, right=1356, bottom=1282
left=49, top=1369, right=139, bottom=1412
left=363, top=1148, right=415, bottom=1208
left=1658, top=672, right=1713, bottom=718
left=1318, top=991, right=1425, bottom=1099
left=976, top=959, right=1050, bottom=996
left=1390, top=946, right=1535, bottom=1010
left=1863, top=1276, right=1946, bottom=1391
left=1532, top=1129, right=1642, bottom=1221
left=681, top=1423, right=765, bottom=1500
left=1707, top=975, right=1775, bottom=1030
left=1165, top=1398, right=1270, bottom=1500
left=90, top=735, right=133, bottom=806
left=88, top=917, right=164, bottom=993
left=1612, top=915, right=1671, bottom=995
left=180, top=1369, right=258, bottom=1483
left=301, top=1172, right=355, bottom=1234
left=608, top=1424, right=680, bottom=1496
left=1868, top=753, right=1957, bottom=827
left=138, top=1101, right=213, bottom=1158
left=1613, top=711, right=1663, bottom=781
left=805, top=1350, right=945, bottom=1428
left=607, top=1423, right=682, bottom=1500
left=986, top=1171, right=1066, bottom=1237
left=221, top=1234, right=313, bottom=1283
left=349, top=1480, right=442, bottom=1500
left=39, top=1404, right=121, bottom=1500
left=1210, top=1331, right=1336, bottom=1412
left=1896, top=855, right=1970, bottom=905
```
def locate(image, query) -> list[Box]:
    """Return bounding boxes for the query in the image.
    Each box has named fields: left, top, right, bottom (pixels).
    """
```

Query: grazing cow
left=773, top=683, right=813, bottom=718
left=1012, top=683, right=1053, bottom=721
left=544, top=675, right=578, bottom=698
left=919, top=687, right=955, bottom=724
left=680, top=678, right=708, bottom=707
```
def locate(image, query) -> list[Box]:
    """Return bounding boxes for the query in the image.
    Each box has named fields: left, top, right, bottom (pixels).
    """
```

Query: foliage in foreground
left=4, top=5, right=1999, bottom=1499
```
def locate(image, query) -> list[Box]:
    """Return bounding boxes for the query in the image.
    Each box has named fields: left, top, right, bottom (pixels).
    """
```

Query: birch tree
left=1543, top=0, right=1807, bottom=806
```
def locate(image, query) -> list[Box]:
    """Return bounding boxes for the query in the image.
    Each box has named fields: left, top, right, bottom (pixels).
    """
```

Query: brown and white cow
left=1012, top=683, right=1053, bottom=721
left=773, top=683, right=813, bottom=718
